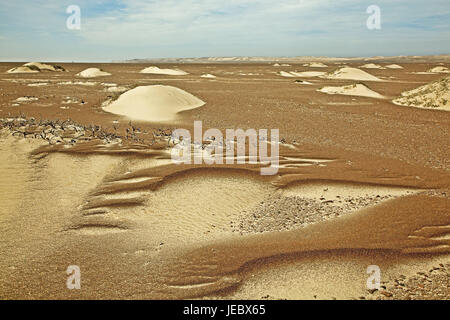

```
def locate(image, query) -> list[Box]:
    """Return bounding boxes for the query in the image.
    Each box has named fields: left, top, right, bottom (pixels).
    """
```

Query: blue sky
left=0, top=0, right=449, bottom=62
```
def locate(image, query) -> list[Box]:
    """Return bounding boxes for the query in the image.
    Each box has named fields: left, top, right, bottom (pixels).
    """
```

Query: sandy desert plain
left=0, top=56, right=449, bottom=300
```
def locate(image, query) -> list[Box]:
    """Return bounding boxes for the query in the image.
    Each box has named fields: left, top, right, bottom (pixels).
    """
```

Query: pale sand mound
left=7, top=62, right=65, bottom=73
left=140, top=66, right=188, bottom=75
left=322, top=67, right=383, bottom=81
left=361, top=63, right=386, bottom=69
left=386, top=64, right=403, bottom=69
left=318, top=83, right=385, bottom=99
left=7, top=66, right=40, bottom=74
left=303, top=62, right=328, bottom=68
left=428, top=66, right=450, bottom=74
left=392, top=76, right=450, bottom=111
left=102, top=85, right=205, bottom=122
left=76, top=68, right=111, bottom=78
left=201, top=73, right=216, bottom=78
left=23, top=62, right=66, bottom=72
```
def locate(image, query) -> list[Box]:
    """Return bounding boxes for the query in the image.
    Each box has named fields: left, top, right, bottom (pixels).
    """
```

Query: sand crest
left=322, top=67, right=383, bottom=81
left=392, top=75, right=449, bottom=111
left=428, top=66, right=450, bottom=73
left=76, top=68, right=112, bottom=78
left=140, top=66, right=188, bottom=75
left=303, top=62, right=328, bottom=68
left=102, top=85, right=205, bottom=122
left=279, top=71, right=296, bottom=77
left=318, top=83, right=385, bottom=99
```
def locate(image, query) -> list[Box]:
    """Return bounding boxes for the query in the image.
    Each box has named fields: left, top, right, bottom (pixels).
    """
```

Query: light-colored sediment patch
left=58, top=81, right=98, bottom=86
left=428, top=66, right=450, bottom=74
left=27, top=82, right=49, bottom=87
left=140, top=66, right=188, bottom=75
left=201, top=74, right=217, bottom=78
left=102, top=85, right=205, bottom=122
left=318, top=83, right=385, bottom=99
left=15, top=96, right=38, bottom=102
left=322, top=67, right=383, bottom=81
left=392, top=75, right=450, bottom=111
left=76, top=68, right=111, bottom=78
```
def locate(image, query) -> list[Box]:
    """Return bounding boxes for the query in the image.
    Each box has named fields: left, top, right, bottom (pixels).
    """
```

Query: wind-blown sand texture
left=361, top=63, right=386, bottom=69
left=318, top=84, right=385, bottom=99
left=393, top=75, right=450, bottom=111
left=0, top=58, right=449, bottom=300
left=102, top=85, right=205, bottom=122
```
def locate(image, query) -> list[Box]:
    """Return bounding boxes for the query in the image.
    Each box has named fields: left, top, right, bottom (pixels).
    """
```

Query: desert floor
left=0, top=59, right=449, bottom=299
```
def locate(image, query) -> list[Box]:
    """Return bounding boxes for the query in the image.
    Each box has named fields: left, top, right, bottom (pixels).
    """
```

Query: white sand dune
left=102, top=85, right=205, bottom=122
left=303, top=62, right=328, bottom=68
left=318, top=83, right=385, bottom=99
left=322, top=67, right=383, bottom=81
left=392, top=75, right=449, bottom=111
left=428, top=66, right=450, bottom=73
left=201, top=74, right=217, bottom=78
left=76, top=68, right=111, bottom=78
left=361, top=63, right=386, bottom=69
left=140, top=66, right=188, bottom=75
left=386, top=64, right=404, bottom=69
left=7, top=62, right=65, bottom=74
left=15, top=96, right=38, bottom=102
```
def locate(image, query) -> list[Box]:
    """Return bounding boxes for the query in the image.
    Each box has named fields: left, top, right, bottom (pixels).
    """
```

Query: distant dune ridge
left=393, top=75, right=450, bottom=111
left=76, top=68, right=111, bottom=78
left=322, top=67, right=383, bottom=81
left=318, top=83, right=385, bottom=99
left=7, top=62, right=66, bottom=73
left=140, top=66, right=189, bottom=75
left=102, top=85, right=205, bottom=121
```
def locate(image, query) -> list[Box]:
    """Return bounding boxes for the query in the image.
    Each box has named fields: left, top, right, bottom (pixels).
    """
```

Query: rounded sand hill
left=76, top=68, right=112, bottom=78
left=102, top=85, right=205, bottom=122
left=322, top=67, right=383, bottom=81
left=318, top=83, right=385, bottom=99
